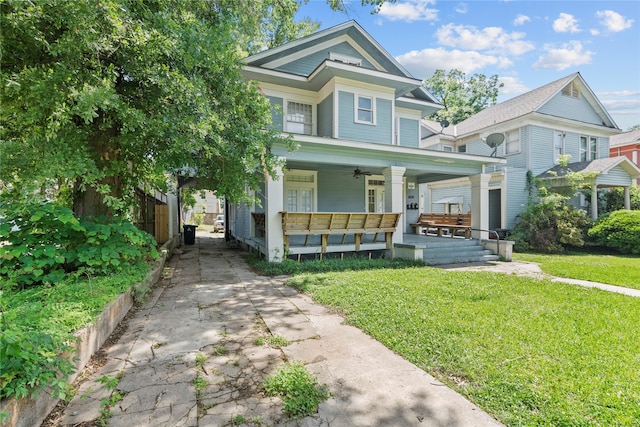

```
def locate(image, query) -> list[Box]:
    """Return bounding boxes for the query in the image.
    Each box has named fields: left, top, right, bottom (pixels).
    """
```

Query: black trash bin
left=183, top=224, right=197, bottom=245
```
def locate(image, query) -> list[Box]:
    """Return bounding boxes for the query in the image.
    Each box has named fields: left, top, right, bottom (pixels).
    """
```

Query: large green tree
left=424, top=69, right=503, bottom=125
left=1, top=0, right=391, bottom=217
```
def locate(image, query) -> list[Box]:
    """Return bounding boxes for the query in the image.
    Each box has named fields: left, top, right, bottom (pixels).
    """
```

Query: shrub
left=510, top=193, right=591, bottom=253
left=603, top=186, right=640, bottom=213
left=0, top=200, right=158, bottom=289
left=588, top=210, right=640, bottom=254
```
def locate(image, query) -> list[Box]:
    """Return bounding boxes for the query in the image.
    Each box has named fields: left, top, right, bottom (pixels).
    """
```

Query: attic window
left=329, top=52, right=362, bottom=66
left=561, top=82, right=580, bottom=99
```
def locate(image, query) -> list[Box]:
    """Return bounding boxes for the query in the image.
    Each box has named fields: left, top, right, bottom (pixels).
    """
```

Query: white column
left=265, top=162, right=285, bottom=262
left=624, top=186, right=631, bottom=210
left=591, top=184, right=598, bottom=220
left=470, top=174, right=491, bottom=240
left=383, top=166, right=406, bottom=244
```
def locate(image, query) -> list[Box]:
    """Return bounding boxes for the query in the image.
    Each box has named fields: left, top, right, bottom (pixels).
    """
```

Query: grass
left=513, top=252, right=640, bottom=290
left=286, top=267, right=640, bottom=426
left=263, top=361, right=330, bottom=419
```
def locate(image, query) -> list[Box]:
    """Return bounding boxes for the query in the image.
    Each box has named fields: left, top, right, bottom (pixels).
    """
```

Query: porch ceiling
left=277, top=136, right=504, bottom=183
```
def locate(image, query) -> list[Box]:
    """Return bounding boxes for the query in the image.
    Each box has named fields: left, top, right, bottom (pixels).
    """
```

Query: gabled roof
left=455, top=72, right=618, bottom=136
left=537, top=157, right=640, bottom=180
left=242, top=21, right=439, bottom=105
left=610, top=129, right=640, bottom=147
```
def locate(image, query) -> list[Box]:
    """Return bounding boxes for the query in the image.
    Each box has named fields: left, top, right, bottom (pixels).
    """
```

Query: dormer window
left=329, top=52, right=362, bottom=66
left=561, top=81, right=580, bottom=99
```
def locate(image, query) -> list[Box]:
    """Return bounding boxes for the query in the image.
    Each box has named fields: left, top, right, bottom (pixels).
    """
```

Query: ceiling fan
left=353, top=167, right=373, bottom=178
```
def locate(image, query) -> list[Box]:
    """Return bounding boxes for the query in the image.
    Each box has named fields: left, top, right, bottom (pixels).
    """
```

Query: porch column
left=624, top=186, right=631, bottom=210
left=591, top=184, right=598, bottom=220
left=383, top=166, right=406, bottom=244
left=265, top=161, right=285, bottom=262
left=470, top=173, right=490, bottom=240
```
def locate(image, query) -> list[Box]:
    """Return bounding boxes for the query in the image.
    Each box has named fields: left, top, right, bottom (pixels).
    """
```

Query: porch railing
left=280, top=212, right=401, bottom=253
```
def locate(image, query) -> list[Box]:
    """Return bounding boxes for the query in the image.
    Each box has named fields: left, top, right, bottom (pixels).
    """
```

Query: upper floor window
left=286, top=101, right=312, bottom=135
left=356, top=95, right=374, bottom=124
left=580, top=135, right=598, bottom=161
left=554, top=130, right=565, bottom=163
left=561, top=82, right=580, bottom=99
left=442, top=144, right=454, bottom=152
left=505, top=129, right=521, bottom=155
left=329, top=52, right=362, bottom=66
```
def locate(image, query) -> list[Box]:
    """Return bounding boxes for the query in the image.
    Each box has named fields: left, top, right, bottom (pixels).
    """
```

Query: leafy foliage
left=0, top=326, right=75, bottom=400
left=0, top=199, right=157, bottom=288
left=0, top=0, right=291, bottom=215
left=510, top=192, right=591, bottom=253
left=588, top=210, right=640, bottom=254
left=602, top=186, right=640, bottom=213
left=263, top=361, right=330, bottom=418
left=423, top=69, right=503, bottom=125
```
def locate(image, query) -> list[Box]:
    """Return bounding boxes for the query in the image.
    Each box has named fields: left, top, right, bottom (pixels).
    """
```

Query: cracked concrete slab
left=53, top=232, right=503, bottom=426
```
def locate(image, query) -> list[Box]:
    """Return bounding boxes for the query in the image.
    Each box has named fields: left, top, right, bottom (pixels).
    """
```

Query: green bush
left=510, top=193, right=591, bottom=253
left=0, top=200, right=158, bottom=288
left=603, top=186, right=640, bottom=213
left=588, top=210, right=640, bottom=254
left=0, top=326, right=75, bottom=400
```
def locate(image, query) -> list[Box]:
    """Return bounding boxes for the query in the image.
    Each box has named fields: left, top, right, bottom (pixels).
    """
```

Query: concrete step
left=420, top=237, right=499, bottom=265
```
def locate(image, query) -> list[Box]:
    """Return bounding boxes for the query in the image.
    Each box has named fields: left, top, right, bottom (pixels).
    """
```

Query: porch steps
left=421, top=237, right=499, bottom=265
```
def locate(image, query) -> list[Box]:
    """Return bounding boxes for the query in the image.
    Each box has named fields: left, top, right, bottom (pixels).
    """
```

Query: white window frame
left=283, top=169, right=317, bottom=212
left=505, top=129, right=521, bottom=155
left=285, top=101, right=313, bottom=135
left=355, top=95, right=375, bottom=125
left=554, top=130, right=565, bottom=164
left=442, top=144, right=454, bottom=152
left=580, top=135, right=598, bottom=161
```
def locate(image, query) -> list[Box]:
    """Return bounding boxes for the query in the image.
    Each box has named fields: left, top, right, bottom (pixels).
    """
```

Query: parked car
left=214, top=215, right=224, bottom=232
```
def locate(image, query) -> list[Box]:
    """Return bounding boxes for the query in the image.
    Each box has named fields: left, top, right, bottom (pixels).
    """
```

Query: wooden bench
left=280, top=212, right=401, bottom=253
left=411, top=213, right=471, bottom=239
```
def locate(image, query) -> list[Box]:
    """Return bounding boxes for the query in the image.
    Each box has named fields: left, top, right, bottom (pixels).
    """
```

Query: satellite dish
left=439, top=119, right=450, bottom=129
left=485, top=133, right=505, bottom=148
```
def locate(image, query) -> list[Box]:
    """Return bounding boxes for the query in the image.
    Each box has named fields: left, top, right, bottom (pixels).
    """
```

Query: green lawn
left=287, top=268, right=640, bottom=426
left=513, top=252, right=640, bottom=290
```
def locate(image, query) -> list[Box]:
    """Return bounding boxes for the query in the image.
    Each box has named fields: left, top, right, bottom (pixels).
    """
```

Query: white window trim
left=284, top=100, right=314, bottom=135
left=283, top=169, right=318, bottom=212
left=355, top=94, right=375, bottom=125
left=579, top=135, right=598, bottom=161
left=553, top=130, right=565, bottom=164
left=329, top=52, right=362, bottom=66
left=505, top=129, right=521, bottom=155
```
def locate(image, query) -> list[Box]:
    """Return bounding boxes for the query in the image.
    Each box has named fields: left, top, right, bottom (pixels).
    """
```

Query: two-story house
left=230, top=21, right=505, bottom=262
left=421, top=72, right=640, bottom=231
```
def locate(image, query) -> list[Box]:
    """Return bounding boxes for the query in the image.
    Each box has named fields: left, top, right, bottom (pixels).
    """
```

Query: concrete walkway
left=54, top=232, right=502, bottom=427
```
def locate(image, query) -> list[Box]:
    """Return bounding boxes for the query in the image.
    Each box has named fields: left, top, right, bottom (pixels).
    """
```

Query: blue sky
left=295, top=0, right=640, bottom=130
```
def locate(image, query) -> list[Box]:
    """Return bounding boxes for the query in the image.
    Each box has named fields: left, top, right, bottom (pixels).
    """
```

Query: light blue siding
left=505, top=168, right=529, bottom=229
left=399, top=118, right=419, bottom=147
left=275, top=41, right=375, bottom=75
left=268, top=96, right=283, bottom=131
left=529, top=126, right=555, bottom=175
left=599, top=165, right=634, bottom=186
left=465, top=140, right=493, bottom=156
left=338, top=91, right=392, bottom=144
left=598, top=137, right=609, bottom=159
left=317, top=169, right=366, bottom=211
left=318, top=94, right=333, bottom=138
left=538, top=92, right=604, bottom=125
left=564, top=132, right=580, bottom=162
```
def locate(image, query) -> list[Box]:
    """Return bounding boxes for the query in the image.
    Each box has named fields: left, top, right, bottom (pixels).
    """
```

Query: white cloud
left=378, top=0, right=438, bottom=22
left=553, top=13, right=581, bottom=33
left=533, top=41, right=594, bottom=70
left=514, top=14, right=530, bottom=26
left=590, top=28, right=600, bottom=36
left=396, top=48, right=512, bottom=79
left=435, top=23, right=535, bottom=56
left=455, top=2, right=468, bottom=14
left=596, top=10, right=634, bottom=32
left=498, top=76, right=530, bottom=95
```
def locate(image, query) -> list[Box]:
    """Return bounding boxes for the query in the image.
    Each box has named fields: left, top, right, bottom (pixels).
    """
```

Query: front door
left=489, top=189, right=501, bottom=230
